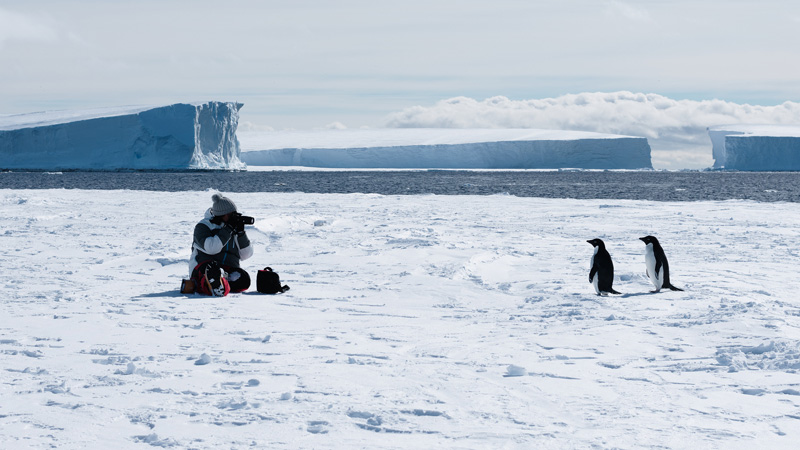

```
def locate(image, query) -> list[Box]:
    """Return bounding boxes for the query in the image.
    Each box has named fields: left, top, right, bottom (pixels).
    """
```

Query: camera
left=233, top=212, right=255, bottom=225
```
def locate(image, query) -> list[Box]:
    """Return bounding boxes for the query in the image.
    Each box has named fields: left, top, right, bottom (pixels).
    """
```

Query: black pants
left=192, top=261, right=251, bottom=293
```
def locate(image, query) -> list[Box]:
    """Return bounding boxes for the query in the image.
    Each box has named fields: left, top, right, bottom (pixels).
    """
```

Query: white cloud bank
left=384, top=92, right=800, bottom=169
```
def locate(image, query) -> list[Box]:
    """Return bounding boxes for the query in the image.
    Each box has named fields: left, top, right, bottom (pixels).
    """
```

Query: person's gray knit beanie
left=211, top=193, right=237, bottom=216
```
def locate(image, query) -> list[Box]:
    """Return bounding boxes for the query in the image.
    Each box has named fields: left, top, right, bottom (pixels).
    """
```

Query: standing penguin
left=639, top=235, right=683, bottom=292
left=587, top=238, right=621, bottom=295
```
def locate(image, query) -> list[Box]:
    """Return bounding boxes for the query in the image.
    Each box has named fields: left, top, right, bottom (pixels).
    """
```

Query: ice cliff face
left=0, top=102, right=244, bottom=170
left=239, top=129, right=652, bottom=169
left=709, top=124, right=800, bottom=170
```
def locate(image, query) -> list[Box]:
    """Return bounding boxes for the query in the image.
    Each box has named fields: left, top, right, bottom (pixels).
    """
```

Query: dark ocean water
left=1, top=170, right=799, bottom=202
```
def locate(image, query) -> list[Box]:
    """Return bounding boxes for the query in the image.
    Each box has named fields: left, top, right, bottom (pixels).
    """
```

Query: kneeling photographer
left=188, top=193, right=255, bottom=296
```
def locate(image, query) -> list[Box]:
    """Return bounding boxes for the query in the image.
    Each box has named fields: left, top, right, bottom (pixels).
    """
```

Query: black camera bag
left=257, top=267, right=290, bottom=294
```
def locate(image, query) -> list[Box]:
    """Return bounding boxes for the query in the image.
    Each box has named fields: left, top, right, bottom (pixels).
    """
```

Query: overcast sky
left=2, top=0, right=799, bottom=168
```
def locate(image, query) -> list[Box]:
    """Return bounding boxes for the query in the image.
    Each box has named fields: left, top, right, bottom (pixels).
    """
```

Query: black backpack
left=257, top=267, right=290, bottom=294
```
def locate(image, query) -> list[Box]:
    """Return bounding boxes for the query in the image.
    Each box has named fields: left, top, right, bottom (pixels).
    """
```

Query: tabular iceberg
left=709, top=124, right=800, bottom=170
left=0, top=102, right=244, bottom=170
left=239, top=129, right=652, bottom=169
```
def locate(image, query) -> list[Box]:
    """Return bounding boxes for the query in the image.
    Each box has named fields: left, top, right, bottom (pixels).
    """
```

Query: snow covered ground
left=2, top=189, right=800, bottom=449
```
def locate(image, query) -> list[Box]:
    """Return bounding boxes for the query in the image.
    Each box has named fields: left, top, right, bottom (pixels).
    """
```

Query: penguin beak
left=639, top=237, right=646, bottom=242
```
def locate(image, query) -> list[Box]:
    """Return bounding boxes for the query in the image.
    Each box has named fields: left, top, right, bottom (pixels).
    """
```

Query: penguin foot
left=598, top=290, right=621, bottom=296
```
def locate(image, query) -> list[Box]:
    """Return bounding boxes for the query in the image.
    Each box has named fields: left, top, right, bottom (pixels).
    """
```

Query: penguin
left=587, top=238, right=621, bottom=295
left=639, top=235, right=683, bottom=292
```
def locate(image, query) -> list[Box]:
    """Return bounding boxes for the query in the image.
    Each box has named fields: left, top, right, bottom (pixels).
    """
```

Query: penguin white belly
left=644, top=244, right=663, bottom=290
left=590, top=248, right=601, bottom=295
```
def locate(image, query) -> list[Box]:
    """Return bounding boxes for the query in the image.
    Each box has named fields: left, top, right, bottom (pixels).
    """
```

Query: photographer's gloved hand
left=224, top=221, right=238, bottom=234
left=229, top=214, right=246, bottom=234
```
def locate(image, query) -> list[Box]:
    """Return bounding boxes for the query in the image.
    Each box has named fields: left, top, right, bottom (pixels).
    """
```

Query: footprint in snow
left=307, top=421, right=329, bottom=434
left=505, top=365, right=527, bottom=377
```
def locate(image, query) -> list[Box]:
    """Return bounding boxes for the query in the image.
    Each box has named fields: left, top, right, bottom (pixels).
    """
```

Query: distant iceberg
left=708, top=124, right=800, bottom=170
left=239, top=128, right=652, bottom=169
left=0, top=102, right=244, bottom=170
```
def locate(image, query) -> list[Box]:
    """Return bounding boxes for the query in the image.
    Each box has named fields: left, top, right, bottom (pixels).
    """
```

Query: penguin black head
left=639, top=235, right=659, bottom=245
left=587, top=238, right=605, bottom=248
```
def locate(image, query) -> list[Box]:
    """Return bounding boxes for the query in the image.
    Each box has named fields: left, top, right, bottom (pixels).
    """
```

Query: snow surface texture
left=239, top=129, right=653, bottom=169
left=709, top=124, right=800, bottom=170
left=0, top=102, right=244, bottom=170
left=2, top=189, right=799, bottom=448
